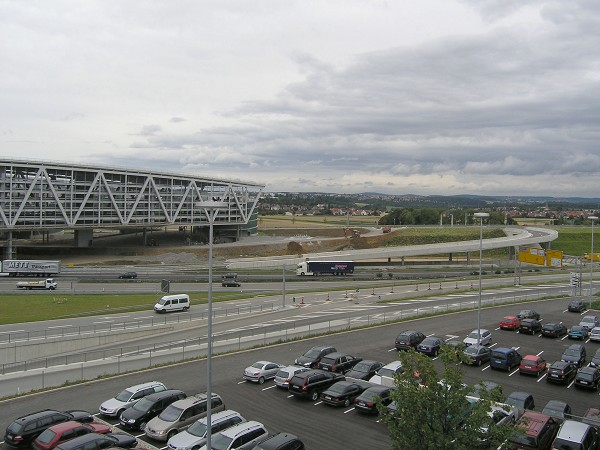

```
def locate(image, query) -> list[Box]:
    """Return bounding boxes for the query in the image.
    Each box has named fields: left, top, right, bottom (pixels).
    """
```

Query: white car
left=273, top=365, right=309, bottom=388
left=590, top=327, right=600, bottom=342
left=369, top=361, right=403, bottom=387
left=243, top=361, right=283, bottom=384
left=463, top=329, right=492, bottom=346
left=99, top=381, right=167, bottom=417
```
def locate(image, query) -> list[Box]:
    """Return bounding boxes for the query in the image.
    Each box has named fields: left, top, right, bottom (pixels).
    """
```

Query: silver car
left=580, top=315, right=599, bottom=332
left=167, top=410, right=246, bottom=450
left=99, top=381, right=167, bottom=417
left=273, top=366, right=309, bottom=388
left=242, top=361, right=283, bottom=384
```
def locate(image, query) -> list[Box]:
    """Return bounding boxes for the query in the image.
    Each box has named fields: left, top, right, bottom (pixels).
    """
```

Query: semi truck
left=1, top=260, right=61, bottom=277
left=296, top=260, right=355, bottom=276
left=16, top=278, right=57, bottom=290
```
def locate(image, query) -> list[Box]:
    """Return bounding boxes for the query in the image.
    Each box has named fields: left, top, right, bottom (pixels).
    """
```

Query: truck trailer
left=296, top=260, right=355, bottom=276
left=1, top=260, right=61, bottom=277
left=16, top=278, right=57, bottom=290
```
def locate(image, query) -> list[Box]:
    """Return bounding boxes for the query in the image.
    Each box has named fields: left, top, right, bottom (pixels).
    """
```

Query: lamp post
left=589, top=216, right=598, bottom=310
left=474, top=212, right=489, bottom=345
left=197, top=200, right=228, bottom=449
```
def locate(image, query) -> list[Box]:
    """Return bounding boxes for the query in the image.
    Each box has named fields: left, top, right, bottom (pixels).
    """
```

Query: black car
left=4, top=409, right=93, bottom=448
left=568, top=300, right=586, bottom=313
left=506, top=391, right=535, bottom=413
left=253, top=432, right=305, bottom=450
left=221, top=280, right=241, bottom=287
left=519, top=318, right=542, bottom=335
left=317, top=352, right=362, bottom=373
left=541, top=400, right=572, bottom=422
left=591, top=348, right=600, bottom=368
left=561, top=344, right=587, bottom=368
left=546, top=361, right=577, bottom=384
left=118, top=272, right=137, bottom=279
left=516, top=309, right=541, bottom=320
left=394, top=330, right=426, bottom=351
left=416, top=336, right=443, bottom=356
left=55, top=432, right=137, bottom=450
left=288, top=369, right=345, bottom=401
left=462, top=344, right=492, bottom=366
left=119, top=389, right=186, bottom=431
left=541, top=322, right=568, bottom=338
left=353, top=385, right=393, bottom=414
left=575, top=367, right=600, bottom=390
left=320, top=380, right=372, bottom=407
left=294, top=345, right=337, bottom=368
left=344, top=360, right=384, bottom=380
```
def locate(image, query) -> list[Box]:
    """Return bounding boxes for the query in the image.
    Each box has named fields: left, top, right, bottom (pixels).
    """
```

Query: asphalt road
left=1, top=296, right=599, bottom=449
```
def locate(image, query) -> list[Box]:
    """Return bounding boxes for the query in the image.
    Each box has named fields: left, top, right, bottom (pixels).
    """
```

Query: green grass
left=549, top=226, right=596, bottom=256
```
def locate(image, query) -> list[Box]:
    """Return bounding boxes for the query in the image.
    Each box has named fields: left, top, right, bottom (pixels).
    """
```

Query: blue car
left=568, top=325, right=588, bottom=340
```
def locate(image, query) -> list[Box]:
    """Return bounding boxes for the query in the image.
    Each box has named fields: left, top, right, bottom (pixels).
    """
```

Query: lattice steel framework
left=0, top=159, right=264, bottom=230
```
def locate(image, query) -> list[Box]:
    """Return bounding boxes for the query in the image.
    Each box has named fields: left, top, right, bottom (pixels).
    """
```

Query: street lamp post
left=197, top=200, right=228, bottom=449
left=589, top=216, right=598, bottom=310
left=474, top=212, right=489, bottom=345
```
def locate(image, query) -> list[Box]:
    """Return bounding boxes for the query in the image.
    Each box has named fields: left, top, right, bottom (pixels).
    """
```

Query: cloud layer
left=2, top=1, right=599, bottom=196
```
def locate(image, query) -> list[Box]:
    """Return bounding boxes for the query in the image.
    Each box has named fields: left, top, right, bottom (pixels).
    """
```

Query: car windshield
left=352, top=362, right=371, bottom=373
left=210, top=433, right=233, bottom=450
left=132, top=397, right=154, bottom=412
left=361, top=390, right=384, bottom=400
left=564, top=349, right=579, bottom=356
left=377, top=368, right=398, bottom=378
left=579, top=372, right=594, bottom=381
left=582, top=317, right=596, bottom=323
left=327, top=383, right=350, bottom=394
left=523, top=360, right=538, bottom=367
left=6, top=422, right=23, bottom=434
left=158, top=405, right=183, bottom=422
left=115, top=389, right=135, bottom=402
left=35, top=429, right=57, bottom=445
left=251, top=362, right=265, bottom=369
left=464, top=347, right=482, bottom=356
left=492, top=351, right=508, bottom=359
left=467, top=332, right=483, bottom=339
left=571, top=327, right=584, bottom=332
left=512, top=433, right=537, bottom=447
left=303, top=349, right=321, bottom=358
left=186, top=420, right=208, bottom=437
left=275, top=370, right=288, bottom=378
left=422, top=338, right=437, bottom=345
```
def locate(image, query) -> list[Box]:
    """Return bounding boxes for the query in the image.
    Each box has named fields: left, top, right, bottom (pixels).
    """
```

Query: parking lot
left=2, top=296, right=599, bottom=449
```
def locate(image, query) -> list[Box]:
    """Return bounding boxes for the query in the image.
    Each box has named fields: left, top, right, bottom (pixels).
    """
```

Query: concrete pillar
left=448, top=253, right=453, bottom=262
left=74, top=229, right=93, bottom=248
left=4, top=231, right=13, bottom=259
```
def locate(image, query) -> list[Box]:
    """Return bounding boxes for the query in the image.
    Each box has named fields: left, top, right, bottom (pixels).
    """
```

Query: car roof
left=518, top=411, right=553, bottom=435
left=322, top=351, right=351, bottom=358
left=44, top=421, right=87, bottom=433
left=126, top=381, right=165, bottom=391
left=509, top=391, right=532, bottom=400
left=219, top=420, right=265, bottom=438
left=197, top=409, right=243, bottom=424
left=258, top=432, right=300, bottom=447
left=144, top=389, right=185, bottom=401
left=567, top=343, right=584, bottom=349
left=551, top=360, right=571, bottom=367
left=172, top=392, right=220, bottom=407
left=522, top=354, right=541, bottom=361
left=381, top=361, right=403, bottom=369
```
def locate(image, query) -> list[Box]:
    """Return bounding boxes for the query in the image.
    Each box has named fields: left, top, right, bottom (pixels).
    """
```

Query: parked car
left=546, top=361, right=577, bottom=385
left=416, top=336, right=444, bottom=356
left=506, top=391, right=535, bottom=414
left=394, top=330, right=426, bottom=350
left=542, top=400, right=572, bottom=422
left=568, top=300, right=586, bottom=313
left=462, top=344, right=492, bottom=366
left=293, top=345, right=337, bottom=368
left=591, top=348, right=600, bottom=368
left=273, top=366, right=309, bottom=389
left=344, top=360, right=384, bottom=380
left=145, top=393, right=225, bottom=442
left=561, top=343, right=587, bottom=368
left=243, top=361, right=283, bottom=384
left=317, top=352, right=362, bottom=373
left=198, top=421, right=268, bottom=450
left=519, top=318, right=542, bottom=335
left=575, top=367, right=600, bottom=391
left=509, top=411, right=559, bottom=450
left=118, top=272, right=137, bottom=279
left=54, top=433, right=138, bottom=450
left=517, top=309, right=541, bottom=320
left=541, top=322, right=567, bottom=338
left=583, top=408, right=600, bottom=429
left=589, top=327, right=600, bottom=342
left=33, top=421, right=111, bottom=450
left=580, top=315, right=600, bottom=331
left=99, top=381, right=167, bottom=417
left=499, top=315, right=521, bottom=331
left=320, top=380, right=372, bottom=407
left=568, top=325, right=588, bottom=340
left=490, top=347, right=522, bottom=371
left=4, top=410, right=93, bottom=448
left=552, top=420, right=599, bottom=450
left=166, top=409, right=246, bottom=450
left=252, top=432, right=304, bottom=450
left=353, top=385, right=393, bottom=414
left=470, top=381, right=503, bottom=400
left=119, top=389, right=186, bottom=431
left=463, top=329, right=492, bottom=346
left=369, top=361, right=403, bottom=387
left=519, top=354, right=547, bottom=377
left=288, top=369, right=345, bottom=401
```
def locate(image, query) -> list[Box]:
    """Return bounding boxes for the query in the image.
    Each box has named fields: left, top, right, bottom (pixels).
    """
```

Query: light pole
left=197, top=200, right=228, bottom=449
left=589, top=216, right=598, bottom=310
left=474, top=212, right=489, bottom=345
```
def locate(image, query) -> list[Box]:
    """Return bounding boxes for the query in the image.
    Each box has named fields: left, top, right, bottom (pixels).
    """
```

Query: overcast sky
left=2, top=1, right=599, bottom=197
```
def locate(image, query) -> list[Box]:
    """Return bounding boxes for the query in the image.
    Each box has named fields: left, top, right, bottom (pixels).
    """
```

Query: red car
left=499, top=315, right=521, bottom=331
left=519, top=354, right=547, bottom=377
left=33, top=421, right=111, bottom=450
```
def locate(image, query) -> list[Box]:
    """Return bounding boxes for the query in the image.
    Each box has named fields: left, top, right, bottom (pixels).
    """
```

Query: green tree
left=379, top=347, right=516, bottom=450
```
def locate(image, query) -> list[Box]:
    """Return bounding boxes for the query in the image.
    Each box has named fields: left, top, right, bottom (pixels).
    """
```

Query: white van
left=154, top=294, right=190, bottom=313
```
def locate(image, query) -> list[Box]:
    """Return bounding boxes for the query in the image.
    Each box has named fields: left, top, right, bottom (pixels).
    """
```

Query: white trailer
left=1, top=260, right=61, bottom=277
left=16, top=278, right=57, bottom=290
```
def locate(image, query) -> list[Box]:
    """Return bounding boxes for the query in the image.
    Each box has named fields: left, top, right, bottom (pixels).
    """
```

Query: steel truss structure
left=0, top=159, right=264, bottom=231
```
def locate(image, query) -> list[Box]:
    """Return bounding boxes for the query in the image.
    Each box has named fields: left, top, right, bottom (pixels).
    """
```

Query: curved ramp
left=225, top=226, right=558, bottom=270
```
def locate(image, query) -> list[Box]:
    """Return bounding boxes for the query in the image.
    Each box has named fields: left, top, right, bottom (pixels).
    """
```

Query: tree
left=379, top=347, right=516, bottom=450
